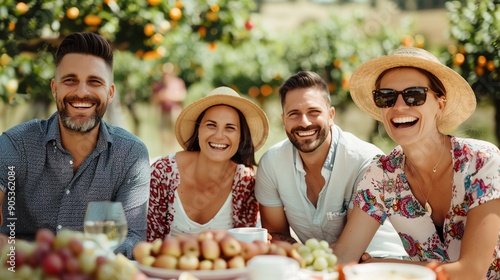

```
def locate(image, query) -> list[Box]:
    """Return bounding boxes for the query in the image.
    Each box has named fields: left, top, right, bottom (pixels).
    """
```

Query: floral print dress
left=354, top=136, right=500, bottom=279
left=147, top=153, right=259, bottom=242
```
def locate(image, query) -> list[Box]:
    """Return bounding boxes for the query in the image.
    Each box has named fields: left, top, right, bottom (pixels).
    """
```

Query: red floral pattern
left=147, top=153, right=258, bottom=241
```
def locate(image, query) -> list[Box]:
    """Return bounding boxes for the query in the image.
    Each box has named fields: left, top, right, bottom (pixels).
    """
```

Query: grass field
left=1, top=98, right=498, bottom=161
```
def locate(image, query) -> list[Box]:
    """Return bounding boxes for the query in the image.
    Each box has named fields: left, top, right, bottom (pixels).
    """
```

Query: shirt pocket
left=321, top=206, right=347, bottom=243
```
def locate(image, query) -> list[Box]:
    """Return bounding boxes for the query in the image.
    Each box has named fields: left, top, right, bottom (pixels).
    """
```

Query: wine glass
left=83, top=201, right=128, bottom=253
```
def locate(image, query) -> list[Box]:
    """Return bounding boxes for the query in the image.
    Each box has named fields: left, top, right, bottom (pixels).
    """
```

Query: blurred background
left=1, top=0, right=499, bottom=161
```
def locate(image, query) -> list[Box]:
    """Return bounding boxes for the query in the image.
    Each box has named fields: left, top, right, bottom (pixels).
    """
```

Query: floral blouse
left=147, top=153, right=258, bottom=242
left=354, top=136, right=500, bottom=279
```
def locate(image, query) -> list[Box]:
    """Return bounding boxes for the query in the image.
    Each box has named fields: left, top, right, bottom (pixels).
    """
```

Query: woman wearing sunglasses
left=332, top=47, right=500, bottom=279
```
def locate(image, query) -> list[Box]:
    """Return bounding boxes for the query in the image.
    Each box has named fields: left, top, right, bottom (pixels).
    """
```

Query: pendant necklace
left=410, top=136, right=446, bottom=216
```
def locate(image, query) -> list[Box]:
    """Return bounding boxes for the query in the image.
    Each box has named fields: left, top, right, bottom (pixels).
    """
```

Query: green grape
left=319, top=240, right=330, bottom=250
left=313, top=256, right=328, bottom=271
left=297, top=244, right=311, bottom=256
left=326, top=254, right=338, bottom=267
left=312, top=248, right=327, bottom=258
left=305, top=238, right=320, bottom=250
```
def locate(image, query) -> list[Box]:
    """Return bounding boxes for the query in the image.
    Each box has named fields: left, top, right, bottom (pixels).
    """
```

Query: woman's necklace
left=408, top=136, right=446, bottom=216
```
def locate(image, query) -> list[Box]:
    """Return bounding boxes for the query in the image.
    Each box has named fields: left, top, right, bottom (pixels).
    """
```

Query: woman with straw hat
left=147, top=86, right=269, bottom=240
left=332, top=47, right=500, bottom=279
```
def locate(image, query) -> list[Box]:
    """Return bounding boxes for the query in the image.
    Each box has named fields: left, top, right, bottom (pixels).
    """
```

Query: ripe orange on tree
left=147, top=0, right=161, bottom=6
left=66, top=7, right=79, bottom=20
left=144, top=23, right=155, bottom=36
left=84, top=15, right=102, bottom=26
left=16, top=2, right=29, bottom=14
left=169, top=7, right=182, bottom=21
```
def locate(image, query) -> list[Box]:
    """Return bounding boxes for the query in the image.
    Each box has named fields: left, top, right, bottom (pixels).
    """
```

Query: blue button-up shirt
left=0, top=112, right=150, bottom=258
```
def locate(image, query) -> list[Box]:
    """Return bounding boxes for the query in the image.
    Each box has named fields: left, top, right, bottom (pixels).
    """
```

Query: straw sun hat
left=349, top=47, right=476, bottom=133
left=175, top=86, right=269, bottom=151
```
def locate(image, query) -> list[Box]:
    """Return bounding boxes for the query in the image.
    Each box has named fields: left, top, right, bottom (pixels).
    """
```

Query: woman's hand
left=359, top=252, right=372, bottom=263
left=426, top=261, right=450, bottom=280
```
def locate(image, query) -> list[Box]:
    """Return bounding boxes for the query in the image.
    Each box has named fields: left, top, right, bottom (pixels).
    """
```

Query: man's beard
left=58, top=96, right=106, bottom=133
left=287, top=124, right=329, bottom=153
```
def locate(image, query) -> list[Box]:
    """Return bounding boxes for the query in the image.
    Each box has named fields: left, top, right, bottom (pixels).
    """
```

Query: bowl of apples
left=133, top=229, right=309, bottom=280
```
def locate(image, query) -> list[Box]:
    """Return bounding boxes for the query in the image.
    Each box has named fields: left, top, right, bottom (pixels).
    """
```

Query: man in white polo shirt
left=255, top=71, right=407, bottom=259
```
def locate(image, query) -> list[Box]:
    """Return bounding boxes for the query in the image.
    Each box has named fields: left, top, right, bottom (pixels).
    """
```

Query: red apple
left=138, top=256, right=156, bottom=267
left=178, top=254, right=199, bottom=270
left=151, top=238, right=163, bottom=256
left=160, top=237, right=181, bottom=257
left=153, top=255, right=178, bottom=269
left=240, top=241, right=259, bottom=261
left=197, top=231, right=214, bottom=242
left=273, top=240, right=294, bottom=253
left=252, top=239, right=270, bottom=255
left=133, top=242, right=153, bottom=262
left=220, top=235, right=241, bottom=257
left=201, top=238, right=220, bottom=260
left=210, top=229, right=229, bottom=242
left=181, top=237, right=200, bottom=257
left=198, top=259, right=213, bottom=270
left=268, top=243, right=287, bottom=256
left=227, top=255, right=246, bottom=268
left=213, top=258, right=228, bottom=270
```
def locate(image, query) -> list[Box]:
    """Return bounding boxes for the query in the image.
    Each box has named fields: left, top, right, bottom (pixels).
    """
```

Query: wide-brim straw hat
left=175, top=86, right=269, bottom=151
left=349, top=47, right=476, bottom=133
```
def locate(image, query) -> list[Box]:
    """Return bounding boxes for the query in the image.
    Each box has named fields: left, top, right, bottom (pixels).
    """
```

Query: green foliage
left=0, top=0, right=424, bottom=110
left=446, top=0, right=500, bottom=99
left=0, top=0, right=256, bottom=105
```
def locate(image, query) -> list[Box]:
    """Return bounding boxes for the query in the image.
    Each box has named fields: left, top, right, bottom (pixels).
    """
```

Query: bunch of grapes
left=296, top=238, right=338, bottom=272
left=0, top=229, right=146, bottom=280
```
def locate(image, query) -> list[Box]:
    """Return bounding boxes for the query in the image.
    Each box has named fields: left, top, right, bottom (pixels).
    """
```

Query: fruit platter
left=133, top=229, right=339, bottom=280
left=0, top=228, right=146, bottom=280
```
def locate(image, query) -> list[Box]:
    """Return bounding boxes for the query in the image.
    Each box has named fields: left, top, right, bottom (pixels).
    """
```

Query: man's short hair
left=54, top=32, right=113, bottom=69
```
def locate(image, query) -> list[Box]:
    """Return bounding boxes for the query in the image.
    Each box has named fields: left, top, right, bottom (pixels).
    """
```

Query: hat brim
left=349, top=48, right=476, bottom=133
left=175, top=87, right=269, bottom=151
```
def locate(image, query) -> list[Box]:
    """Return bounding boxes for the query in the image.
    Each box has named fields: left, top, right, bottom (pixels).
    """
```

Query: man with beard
left=0, top=32, right=150, bottom=259
left=255, top=71, right=407, bottom=259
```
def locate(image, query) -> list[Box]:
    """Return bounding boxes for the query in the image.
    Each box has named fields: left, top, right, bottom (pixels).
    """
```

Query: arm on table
left=331, top=207, right=380, bottom=263
left=259, top=204, right=297, bottom=244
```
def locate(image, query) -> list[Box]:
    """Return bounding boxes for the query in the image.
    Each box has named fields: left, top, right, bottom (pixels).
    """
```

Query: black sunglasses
left=372, top=87, right=429, bottom=108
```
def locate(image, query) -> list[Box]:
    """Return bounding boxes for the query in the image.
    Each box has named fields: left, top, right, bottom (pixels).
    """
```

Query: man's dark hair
left=278, top=71, right=331, bottom=108
left=54, top=32, right=113, bottom=69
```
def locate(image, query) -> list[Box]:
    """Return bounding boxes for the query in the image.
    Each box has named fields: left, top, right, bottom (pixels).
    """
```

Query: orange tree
left=446, top=0, right=500, bottom=144
left=0, top=0, right=256, bottom=115
left=205, top=7, right=413, bottom=110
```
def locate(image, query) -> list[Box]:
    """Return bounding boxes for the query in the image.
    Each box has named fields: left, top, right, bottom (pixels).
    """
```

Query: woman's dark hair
left=54, top=32, right=113, bottom=69
left=185, top=105, right=257, bottom=167
left=279, top=71, right=331, bottom=108
left=375, top=67, right=446, bottom=98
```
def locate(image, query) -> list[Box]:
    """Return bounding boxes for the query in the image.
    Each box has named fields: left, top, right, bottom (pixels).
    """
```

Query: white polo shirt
left=255, top=125, right=407, bottom=258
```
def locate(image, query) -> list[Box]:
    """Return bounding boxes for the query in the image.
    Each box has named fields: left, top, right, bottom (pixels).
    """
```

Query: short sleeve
left=255, top=152, right=283, bottom=207
left=353, top=157, right=389, bottom=224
